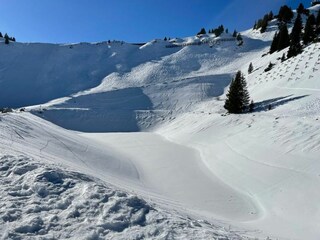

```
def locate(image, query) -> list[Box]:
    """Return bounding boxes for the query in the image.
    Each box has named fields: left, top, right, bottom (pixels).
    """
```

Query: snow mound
left=0, top=155, right=250, bottom=240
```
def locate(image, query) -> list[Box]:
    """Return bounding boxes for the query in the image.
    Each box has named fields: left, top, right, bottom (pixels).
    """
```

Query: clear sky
left=0, top=0, right=312, bottom=43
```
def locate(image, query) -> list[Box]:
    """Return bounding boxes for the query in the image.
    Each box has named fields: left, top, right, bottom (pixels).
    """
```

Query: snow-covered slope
left=1, top=9, right=320, bottom=239
left=0, top=113, right=259, bottom=240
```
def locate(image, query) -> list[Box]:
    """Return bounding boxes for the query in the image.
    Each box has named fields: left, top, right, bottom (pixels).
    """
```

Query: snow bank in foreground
left=0, top=155, right=252, bottom=240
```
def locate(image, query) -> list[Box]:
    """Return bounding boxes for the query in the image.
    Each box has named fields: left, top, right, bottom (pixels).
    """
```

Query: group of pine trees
left=0, top=32, right=16, bottom=44
left=197, top=26, right=238, bottom=38
left=254, top=11, right=274, bottom=33
left=224, top=3, right=320, bottom=114
left=208, top=25, right=226, bottom=37
left=270, top=3, right=320, bottom=59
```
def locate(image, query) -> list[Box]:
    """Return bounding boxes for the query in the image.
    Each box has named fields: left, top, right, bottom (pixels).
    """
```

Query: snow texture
left=0, top=155, right=251, bottom=240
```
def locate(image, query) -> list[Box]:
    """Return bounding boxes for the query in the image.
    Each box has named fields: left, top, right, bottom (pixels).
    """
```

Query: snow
left=0, top=154, right=248, bottom=240
left=1, top=6, right=320, bottom=239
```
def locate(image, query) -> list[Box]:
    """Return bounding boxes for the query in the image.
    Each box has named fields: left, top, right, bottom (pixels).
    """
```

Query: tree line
left=0, top=32, right=16, bottom=44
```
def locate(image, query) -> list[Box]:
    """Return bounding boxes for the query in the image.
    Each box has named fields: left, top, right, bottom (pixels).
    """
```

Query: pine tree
left=277, top=24, right=290, bottom=51
left=197, top=28, right=206, bottom=35
left=268, top=11, right=274, bottom=20
left=0, top=32, right=2, bottom=38
left=316, top=11, right=320, bottom=34
left=270, top=32, right=279, bottom=54
left=256, top=19, right=263, bottom=29
left=253, top=21, right=257, bottom=29
left=277, top=5, right=294, bottom=23
left=260, top=14, right=269, bottom=33
left=164, top=37, right=167, bottom=41
left=281, top=53, right=286, bottom=62
left=232, top=30, right=237, bottom=37
left=225, top=28, right=229, bottom=34
left=287, top=13, right=303, bottom=58
left=316, top=10, right=320, bottom=26
left=236, top=33, right=243, bottom=41
left=248, top=62, right=254, bottom=74
left=303, top=14, right=316, bottom=45
left=297, top=3, right=305, bottom=14
left=224, top=71, right=250, bottom=113
left=4, top=34, right=9, bottom=44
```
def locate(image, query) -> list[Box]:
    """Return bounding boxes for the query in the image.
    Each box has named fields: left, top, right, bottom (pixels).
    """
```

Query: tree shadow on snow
left=254, top=95, right=309, bottom=112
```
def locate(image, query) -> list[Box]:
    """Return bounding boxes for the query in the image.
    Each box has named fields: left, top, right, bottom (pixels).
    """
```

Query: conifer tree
left=316, top=11, right=320, bottom=26
left=277, top=24, right=290, bottom=51
left=224, top=71, right=250, bottom=113
left=316, top=11, right=320, bottom=34
left=277, top=5, right=294, bottom=23
left=248, top=62, right=254, bottom=74
left=288, top=14, right=303, bottom=58
left=303, top=14, right=316, bottom=45
left=256, top=19, right=263, bottom=29
left=270, top=32, right=279, bottom=54
left=0, top=32, right=2, bottom=38
left=260, top=14, right=269, bottom=33
left=197, top=28, right=206, bottom=35
left=297, top=3, right=305, bottom=14
left=232, top=30, right=237, bottom=37
left=268, top=11, right=274, bottom=20
left=253, top=21, right=257, bottom=29
left=4, top=34, right=9, bottom=44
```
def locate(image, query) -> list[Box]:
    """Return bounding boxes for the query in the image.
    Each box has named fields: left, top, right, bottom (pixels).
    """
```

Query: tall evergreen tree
left=4, top=33, right=9, bottom=44
left=297, top=3, right=305, bottom=14
left=232, top=30, right=237, bottom=37
left=316, top=10, right=320, bottom=34
left=260, top=14, right=269, bottom=33
left=0, top=32, right=2, bottom=38
left=224, top=71, right=250, bottom=113
left=303, top=14, right=316, bottom=45
left=316, top=10, right=320, bottom=26
left=248, top=62, right=254, bottom=74
left=277, top=24, right=290, bottom=51
left=270, top=32, right=279, bottom=54
left=288, top=13, right=303, bottom=58
left=253, top=21, right=257, bottom=29
left=268, top=11, right=274, bottom=20
left=197, top=28, right=206, bottom=35
left=277, top=5, right=294, bottom=23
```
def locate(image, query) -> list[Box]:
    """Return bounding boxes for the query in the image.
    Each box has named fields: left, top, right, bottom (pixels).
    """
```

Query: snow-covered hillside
left=1, top=6, right=320, bottom=240
left=0, top=113, right=259, bottom=240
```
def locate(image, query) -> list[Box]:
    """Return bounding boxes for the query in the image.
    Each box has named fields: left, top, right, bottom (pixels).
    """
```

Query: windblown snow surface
left=1, top=7, right=320, bottom=240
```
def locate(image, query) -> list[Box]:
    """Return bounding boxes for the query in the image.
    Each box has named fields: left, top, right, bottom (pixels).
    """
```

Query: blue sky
left=0, top=0, right=312, bottom=43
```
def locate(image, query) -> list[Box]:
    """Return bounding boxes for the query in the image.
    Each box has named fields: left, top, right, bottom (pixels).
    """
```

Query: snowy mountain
left=1, top=4, right=320, bottom=240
